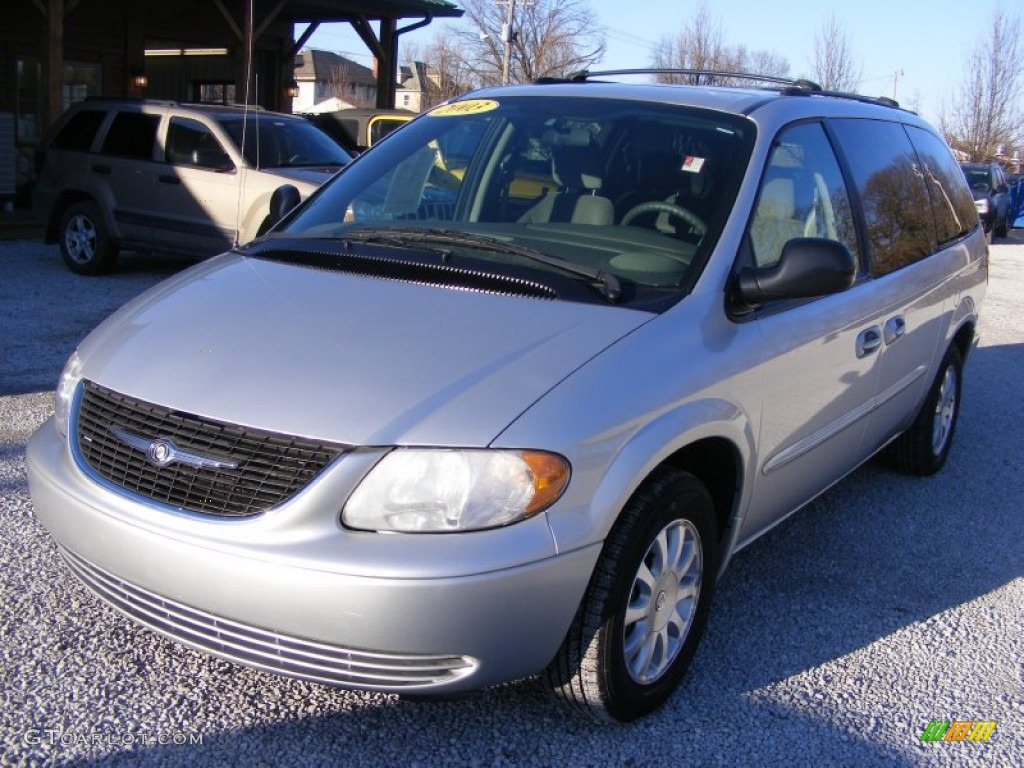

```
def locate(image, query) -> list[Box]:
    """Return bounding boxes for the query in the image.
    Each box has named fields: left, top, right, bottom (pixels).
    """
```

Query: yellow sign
left=428, top=99, right=499, bottom=117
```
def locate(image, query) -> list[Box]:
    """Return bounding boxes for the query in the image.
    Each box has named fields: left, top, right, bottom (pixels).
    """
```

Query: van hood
left=76, top=252, right=652, bottom=446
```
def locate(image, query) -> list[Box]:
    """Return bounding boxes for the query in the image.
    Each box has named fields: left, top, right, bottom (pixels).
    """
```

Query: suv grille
left=75, top=381, right=346, bottom=517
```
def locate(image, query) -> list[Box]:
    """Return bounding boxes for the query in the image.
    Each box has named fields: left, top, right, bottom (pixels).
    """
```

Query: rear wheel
left=995, top=213, right=1008, bottom=239
left=543, top=467, right=717, bottom=722
left=884, top=345, right=963, bottom=476
left=58, top=200, right=118, bottom=275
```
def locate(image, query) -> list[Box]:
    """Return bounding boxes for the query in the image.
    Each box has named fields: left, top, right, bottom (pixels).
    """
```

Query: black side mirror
left=268, top=184, right=302, bottom=229
left=736, top=238, right=856, bottom=305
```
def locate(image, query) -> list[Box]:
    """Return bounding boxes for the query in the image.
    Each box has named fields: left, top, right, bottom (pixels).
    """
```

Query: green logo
left=921, top=720, right=996, bottom=742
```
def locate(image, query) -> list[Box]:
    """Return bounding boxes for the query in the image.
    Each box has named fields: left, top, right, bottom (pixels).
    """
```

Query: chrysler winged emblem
left=108, top=425, right=238, bottom=470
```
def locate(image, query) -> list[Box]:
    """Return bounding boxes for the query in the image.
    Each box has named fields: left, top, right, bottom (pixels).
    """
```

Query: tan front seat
left=750, top=176, right=805, bottom=267
left=519, top=131, right=614, bottom=225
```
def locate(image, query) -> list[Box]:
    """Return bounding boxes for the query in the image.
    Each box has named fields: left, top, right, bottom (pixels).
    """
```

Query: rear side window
left=905, top=126, right=978, bottom=244
left=369, top=117, right=409, bottom=145
left=830, top=119, right=935, bottom=277
left=100, top=112, right=160, bottom=160
left=53, top=109, right=106, bottom=151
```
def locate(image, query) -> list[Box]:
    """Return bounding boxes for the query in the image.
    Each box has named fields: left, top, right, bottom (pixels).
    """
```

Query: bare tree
left=324, top=61, right=373, bottom=108
left=453, top=0, right=606, bottom=85
left=812, top=15, right=862, bottom=91
left=943, top=8, right=1024, bottom=162
left=651, top=2, right=789, bottom=85
left=405, top=34, right=478, bottom=109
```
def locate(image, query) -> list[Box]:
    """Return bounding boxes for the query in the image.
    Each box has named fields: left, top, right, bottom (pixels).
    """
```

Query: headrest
left=550, top=136, right=603, bottom=191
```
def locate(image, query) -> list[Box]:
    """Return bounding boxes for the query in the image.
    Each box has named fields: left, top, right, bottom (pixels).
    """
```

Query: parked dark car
left=304, top=108, right=414, bottom=154
left=960, top=161, right=1011, bottom=238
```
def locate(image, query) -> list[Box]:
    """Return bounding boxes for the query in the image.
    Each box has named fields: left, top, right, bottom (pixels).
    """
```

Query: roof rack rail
left=554, top=68, right=823, bottom=91
left=536, top=69, right=905, bottom=110
left=81, top=97, right=269, bottom=111
left=814, top=90, right=902, bottom=109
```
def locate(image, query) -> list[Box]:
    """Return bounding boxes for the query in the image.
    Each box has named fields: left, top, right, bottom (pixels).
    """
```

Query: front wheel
left=58, top=200, right=118, bottom=275
left=543, top=468, right=717, bottom=722
left=883, top=345, right=963, bottom=476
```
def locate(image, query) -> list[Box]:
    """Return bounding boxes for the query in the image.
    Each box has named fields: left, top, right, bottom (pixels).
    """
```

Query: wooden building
left=0, top=0, right=461, bottom=204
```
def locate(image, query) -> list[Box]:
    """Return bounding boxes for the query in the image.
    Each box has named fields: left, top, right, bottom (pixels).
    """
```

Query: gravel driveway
left=1, top=239, right=1021, bottom=767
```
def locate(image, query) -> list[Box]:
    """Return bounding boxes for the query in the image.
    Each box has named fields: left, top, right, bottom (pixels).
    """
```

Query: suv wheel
left=543, top=467, right=717, bottom=722
left=995, top=214, right=1008, bottom=239
left=59, top=201, right=118, bottom=275
left=884, top=345, right=963, bottom=476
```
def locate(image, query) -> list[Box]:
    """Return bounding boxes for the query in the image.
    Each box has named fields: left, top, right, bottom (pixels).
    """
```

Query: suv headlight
left=343, top=449, right=570, bottom=533
left=54, top=351, right=84, bottom=438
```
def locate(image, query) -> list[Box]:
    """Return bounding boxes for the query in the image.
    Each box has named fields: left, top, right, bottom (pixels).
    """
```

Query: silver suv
left=28, top=74, right=986, bottom=722
left=34, top=99, right=350, bottom=274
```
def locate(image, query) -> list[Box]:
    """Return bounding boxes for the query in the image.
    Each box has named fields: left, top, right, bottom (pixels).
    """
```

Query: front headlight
left=54, top=350, right=84, bottom=438
left=975, top=198, right=990, bottom=215
left=343, top=449, right=570, bottom=533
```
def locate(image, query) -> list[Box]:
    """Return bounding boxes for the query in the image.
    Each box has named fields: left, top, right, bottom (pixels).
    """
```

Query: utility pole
left=892, top=69, right=904, bottom=101
left=500, top=0, right=516, bottom=85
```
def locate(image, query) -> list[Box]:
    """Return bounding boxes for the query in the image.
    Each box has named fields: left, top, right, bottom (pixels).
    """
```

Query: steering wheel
left=621, top=201, right=707, bottom=235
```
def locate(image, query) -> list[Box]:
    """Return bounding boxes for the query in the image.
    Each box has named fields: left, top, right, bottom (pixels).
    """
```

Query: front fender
left=542, top=397, right=756, bottom=572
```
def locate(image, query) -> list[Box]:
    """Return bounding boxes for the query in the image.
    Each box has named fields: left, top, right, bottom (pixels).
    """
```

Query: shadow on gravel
left=0, top=241, right=198, bottom=397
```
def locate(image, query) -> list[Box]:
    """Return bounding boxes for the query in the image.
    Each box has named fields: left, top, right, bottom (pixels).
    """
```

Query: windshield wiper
left=341, top=227, right=622, bottom=302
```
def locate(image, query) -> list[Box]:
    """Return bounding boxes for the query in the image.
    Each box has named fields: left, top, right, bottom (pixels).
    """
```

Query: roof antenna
left=234, top=0, right=255, bottom=249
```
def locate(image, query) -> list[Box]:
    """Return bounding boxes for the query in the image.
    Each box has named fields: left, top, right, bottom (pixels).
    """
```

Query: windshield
left=277, top=96, right=754, bottom=305
left=961, top=167, right=990, bottom=191
left=220, top=116, right=351, bottom=168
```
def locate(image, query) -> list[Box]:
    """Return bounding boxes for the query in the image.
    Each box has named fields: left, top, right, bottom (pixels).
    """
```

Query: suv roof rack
left=81, top=96, right=268, bottom=111
left=537, top=69, right=904, bottom=109
left=549, top=69, right=823, bottom=91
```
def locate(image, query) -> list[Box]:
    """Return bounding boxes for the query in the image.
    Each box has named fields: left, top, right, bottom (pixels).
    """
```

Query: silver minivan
left=28, top=75, right=986, bottom=722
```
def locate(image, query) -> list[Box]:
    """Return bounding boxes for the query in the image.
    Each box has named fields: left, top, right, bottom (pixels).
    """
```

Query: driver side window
left=749, top=123, right=858, bottom=269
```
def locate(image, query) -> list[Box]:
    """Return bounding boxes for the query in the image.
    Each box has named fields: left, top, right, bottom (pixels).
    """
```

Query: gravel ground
left=1, top=239, right=1022, bottom=767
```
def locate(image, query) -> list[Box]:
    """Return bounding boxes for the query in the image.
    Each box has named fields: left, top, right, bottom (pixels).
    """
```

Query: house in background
left=396, top=61, right=432, bottom=112
left=293, top=49, right=377, bottom=114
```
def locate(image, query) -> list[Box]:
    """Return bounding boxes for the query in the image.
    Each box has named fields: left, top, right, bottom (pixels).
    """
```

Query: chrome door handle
left=884, top=316, right=906, bottom=344
left=856, top=326, right=882, bottom=358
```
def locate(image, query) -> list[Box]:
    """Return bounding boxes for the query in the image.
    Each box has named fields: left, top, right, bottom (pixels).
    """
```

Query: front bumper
left=27, top=419, right=601, bottom=692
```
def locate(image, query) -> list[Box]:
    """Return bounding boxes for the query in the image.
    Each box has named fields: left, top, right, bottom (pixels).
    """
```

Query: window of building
left=194, top=82, right=237, bottom=105
left=15, top=57, right=42, bottom=144
left=62, top=62, right=102, bottom=111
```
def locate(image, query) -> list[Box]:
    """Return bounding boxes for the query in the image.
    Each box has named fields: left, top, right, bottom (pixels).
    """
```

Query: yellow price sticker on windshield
left=429, top=99, right=499, bottom=117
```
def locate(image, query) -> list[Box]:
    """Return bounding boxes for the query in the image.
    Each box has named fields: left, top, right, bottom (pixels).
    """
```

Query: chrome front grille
left=59, top=547, right=477, bottom=689
left=75, top=380, right=346, bottom=517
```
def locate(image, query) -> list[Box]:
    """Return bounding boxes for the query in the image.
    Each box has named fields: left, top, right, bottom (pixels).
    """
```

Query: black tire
left=58, top=200, right=118, bottom=275
left=995, top=214, right=1008, bottom=239
left=543, top=467, right=717, bottom=722
left=884, top=345, right=963, bottom=476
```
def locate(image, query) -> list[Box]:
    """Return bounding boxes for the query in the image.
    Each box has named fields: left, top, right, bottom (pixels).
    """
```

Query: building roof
left=295, top=49, right=377, bottom=86
left=282, top=0, right=462, bottom=23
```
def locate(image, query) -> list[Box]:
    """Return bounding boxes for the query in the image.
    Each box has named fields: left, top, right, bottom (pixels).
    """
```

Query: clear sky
left=300, top=0, right=1012, bottom=123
